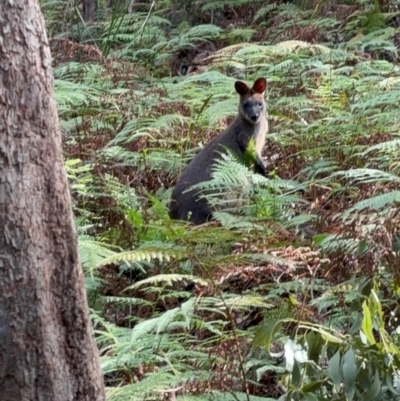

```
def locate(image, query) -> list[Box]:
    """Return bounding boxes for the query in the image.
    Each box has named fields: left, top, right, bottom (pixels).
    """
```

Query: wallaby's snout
left=243, top=99, right=263, bottom=124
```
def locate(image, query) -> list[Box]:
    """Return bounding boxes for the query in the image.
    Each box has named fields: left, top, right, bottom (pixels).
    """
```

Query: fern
left=342, top=191, right=400, bottom=218
left=186, top=153, right=304, bottom=226
left=330, top=168, right=400, bottom=184
left=95, top=248, right=187, bottom=267
left=253, top=3, right=278, bottom=22
left=127, top=274, right=209, bottom=290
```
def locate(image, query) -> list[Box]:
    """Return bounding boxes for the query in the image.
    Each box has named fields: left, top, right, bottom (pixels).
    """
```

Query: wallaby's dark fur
left=169, top=77, right=268, bottom=225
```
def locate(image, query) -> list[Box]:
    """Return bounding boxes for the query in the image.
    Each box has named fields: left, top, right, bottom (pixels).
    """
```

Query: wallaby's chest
left=254, top=117, right=268, bottom=155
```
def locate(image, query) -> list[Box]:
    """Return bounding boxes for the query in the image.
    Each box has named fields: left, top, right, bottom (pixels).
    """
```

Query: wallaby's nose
left=250, top=114, right=258, bottom=122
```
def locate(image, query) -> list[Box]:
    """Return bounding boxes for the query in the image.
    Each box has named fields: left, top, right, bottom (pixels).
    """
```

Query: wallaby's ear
left=252, top=77, right=267, bottom=94
left=235, top=81, right=249, bottom=96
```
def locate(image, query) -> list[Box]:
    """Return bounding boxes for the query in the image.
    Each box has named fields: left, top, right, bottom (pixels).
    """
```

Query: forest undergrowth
left=42, top=0, right=400, bottom=400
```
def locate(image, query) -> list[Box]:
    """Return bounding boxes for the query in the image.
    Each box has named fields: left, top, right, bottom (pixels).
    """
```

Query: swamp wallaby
left=169, top=77, right=268, bottom=225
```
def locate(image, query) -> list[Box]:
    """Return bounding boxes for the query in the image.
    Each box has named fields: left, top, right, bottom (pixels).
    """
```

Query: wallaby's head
left=235, top=77, right=267, bottom=125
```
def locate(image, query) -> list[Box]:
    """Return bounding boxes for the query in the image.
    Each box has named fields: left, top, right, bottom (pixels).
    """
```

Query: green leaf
left=384, top=371, right=400, bottom=396
left=306, top=331, right=323, bottom=363
left=253, top=320, right=282, bottom=350
left=358, top=367, right=371, bottom=391
left=312, top=233, right=328, bottom=244
left=342, top=348, right=357, bottom=401
left=196, top=94, right=213, bottom=117
left=302, top=380, right=324, bottom=393
left=364, top=368, right=381, bottom=401
left=328, top=350, right=341, bottom=393
left=359, top=278, right=373, bottom=298
left=357, top=239, right=368, bottom=257
left=127, top=209, right=143, bottom=227
left=302, top=393, right=318, bottom=401
left=292, top=360, right=301, bottom=388
left=362, top=301, right=376, bottom=345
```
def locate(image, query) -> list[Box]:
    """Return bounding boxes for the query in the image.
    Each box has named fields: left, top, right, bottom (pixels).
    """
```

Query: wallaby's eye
left=243, top=101, right=249, bottom=108
left=258, top=102, right=263, bottom=107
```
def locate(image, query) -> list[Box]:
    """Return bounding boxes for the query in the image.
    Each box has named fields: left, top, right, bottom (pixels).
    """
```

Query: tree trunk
left=0, top=2, right=106, bottom=401
left=82, top=0, right=98, bottom=22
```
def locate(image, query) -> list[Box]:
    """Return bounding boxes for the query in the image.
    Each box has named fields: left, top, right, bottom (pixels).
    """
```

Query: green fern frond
left=378, top=76, right=400, bottom=89
left=186, top=24, right=223, bottom=38
left=127, top=274, right=209, bottom=290
left=135, top=307, right=182, bottom=337
left=253, top=3, right=278, bottom=22
left=343, top=190, right=400, bottom=217
left=217, top=295, right=274, bottom=309
left=101, top=296, right=152, bottom=307
left=330, top=168, right=400, bottom=184
left=78, top=235, right=119, bottom=271
left=319, top=234, right=359, bottom=253
left=353, top=89, right=400, bottom=111
left=201, top=0, right=257, bottom=12
left=222, top=28, right=257, bottom=43
left=106, top=373, right=185, bottom=401
left=272, top=40, right=331, bottom=55
left=96, top=248, right=186, bottom=267
left=178, top=394, right=276, bottom=401
left=362, top=138, right=400, bottom=155
left=110, top=113, right=191, bottom=144
left=54, top=79, right=102, bottom=111
left=243, top=137, right=258, bottom=168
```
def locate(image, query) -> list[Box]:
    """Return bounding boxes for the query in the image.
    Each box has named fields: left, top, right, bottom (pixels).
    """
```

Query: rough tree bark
left=0, top=2, right=106, bottom=400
